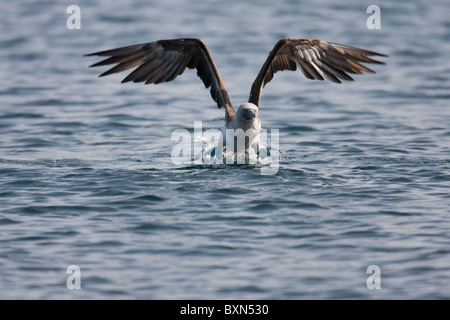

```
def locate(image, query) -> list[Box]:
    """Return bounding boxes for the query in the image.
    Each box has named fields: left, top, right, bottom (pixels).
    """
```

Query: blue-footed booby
left=85, top=38, right=386, bottom=157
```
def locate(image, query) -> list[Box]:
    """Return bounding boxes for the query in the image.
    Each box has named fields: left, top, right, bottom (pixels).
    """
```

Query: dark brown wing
left=248, top=38, right=387, bottom=107
left=85, top=38, right=233, bottom=111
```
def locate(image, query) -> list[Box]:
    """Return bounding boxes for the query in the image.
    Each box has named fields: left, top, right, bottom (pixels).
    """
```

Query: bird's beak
left=243, top=109, right=256, bottom=120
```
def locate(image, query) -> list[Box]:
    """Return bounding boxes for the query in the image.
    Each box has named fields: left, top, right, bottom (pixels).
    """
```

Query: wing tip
left=371, top=51, right=389, bottom=58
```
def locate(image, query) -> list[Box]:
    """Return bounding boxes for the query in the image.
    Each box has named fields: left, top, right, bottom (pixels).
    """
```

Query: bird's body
left=86, top=38, right=385, bottom=160
left=222, top=103, right=261, bottom=160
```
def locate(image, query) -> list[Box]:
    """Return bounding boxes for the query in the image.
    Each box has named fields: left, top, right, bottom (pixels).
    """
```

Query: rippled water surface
left=1, top=0, right=449, bottom=299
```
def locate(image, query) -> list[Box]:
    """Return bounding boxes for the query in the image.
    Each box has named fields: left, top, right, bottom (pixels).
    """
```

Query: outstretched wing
left=248, top=38, right=387, bottom=106
left=85, top=38, right=232, bottom=110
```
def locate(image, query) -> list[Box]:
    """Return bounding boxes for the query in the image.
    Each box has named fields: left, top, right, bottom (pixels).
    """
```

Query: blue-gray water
left=1, top=0, right=449, bottom=299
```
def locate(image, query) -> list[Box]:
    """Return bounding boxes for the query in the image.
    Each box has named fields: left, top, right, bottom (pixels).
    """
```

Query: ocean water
left=1, top=0, right=449, bottom=299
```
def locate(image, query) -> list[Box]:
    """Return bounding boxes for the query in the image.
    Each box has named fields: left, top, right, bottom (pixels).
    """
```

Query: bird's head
left=237, top=103, right=259, bottom=121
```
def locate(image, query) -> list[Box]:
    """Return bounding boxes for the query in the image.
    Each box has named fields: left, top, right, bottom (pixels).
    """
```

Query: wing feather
left=85, top=38, right=232, bottom=111
left=249, top=38, right=386, bottom=106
